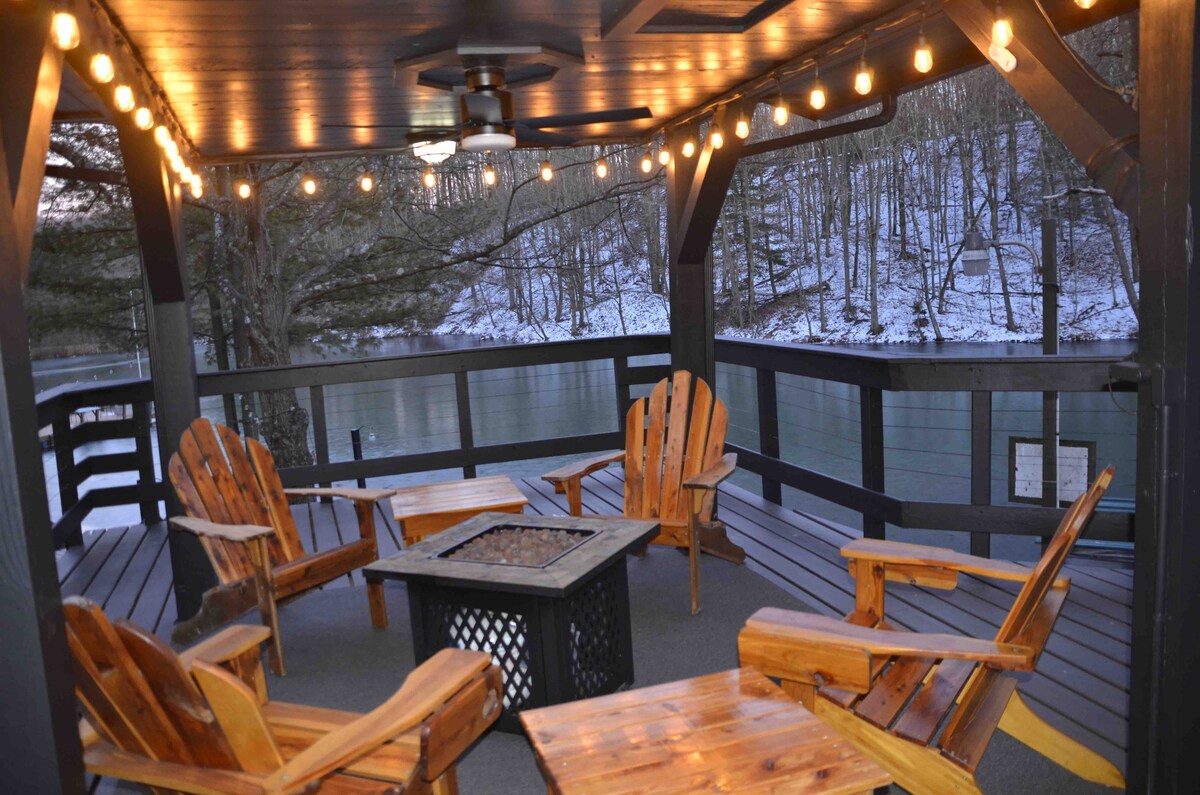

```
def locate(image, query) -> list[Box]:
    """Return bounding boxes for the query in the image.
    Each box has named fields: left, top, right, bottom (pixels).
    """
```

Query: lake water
left=37, top=336, right=1138, bottom=560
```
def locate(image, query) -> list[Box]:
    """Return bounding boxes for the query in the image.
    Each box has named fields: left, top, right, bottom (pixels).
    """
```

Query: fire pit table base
left=365, top=512, right=660, bottom=733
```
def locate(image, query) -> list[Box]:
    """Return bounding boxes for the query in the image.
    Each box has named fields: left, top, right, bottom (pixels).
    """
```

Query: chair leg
left=367, top=577, right=388, bottom=628
left=997, top=691, right=1125, bottom=788
left=249, top=539, right=286, bottom=676
left=431, top=765, right=459, bottom=795
left=814, top=698, right=983, bottom=795
left=688, top=510, right=701, bottom=615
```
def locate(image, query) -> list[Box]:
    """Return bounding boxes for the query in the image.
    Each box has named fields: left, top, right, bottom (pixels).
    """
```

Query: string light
left=640, top=147, right=653, bottom=173
left=657, top=147, right=671, bottom=166
left=90, top=53, right=115, bottom=84
left=681, top=137, right=697, bottom=158
left=1075, top=0, right=1098, bottom=7
left=735, top=111, right=751, bottom=140
left=164, top=139, right=179, bottom=160
left=914, top=7, right=934, bottom=75
left=809, top=62, right=827, bottom=111
left=133, top=106, right=153, bottom=130
left=154, top=125, right=171, bottom=148
left=190, top=174, right=203, bottom=199
left=773, top=79, right=789, bottom=126
left=114, top=84, right=135, bottom=113
left=992, top=4, right=1013, bottom=48
left=854, top=39, right=874, bottom=95
left=540, top=158, right=554, bottom=181
left=595, top=147, right=609, bottom=179
left=51, top=3, right=80, bottom=51
left=237, top=180, right=252, bottom=199
left=710, top=122, right=725, bottom=150
left=180, top=166, right=193, bottom=183
left=483, top=161, right=497, bottom=186
left=300, top=163, right=317, bottom=195
left=360, top=171, right=374, bottom=192
left=423, top=167, right=436, bottom=188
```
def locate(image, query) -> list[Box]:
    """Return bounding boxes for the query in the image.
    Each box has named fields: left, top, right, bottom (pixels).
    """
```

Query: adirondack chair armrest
left=741, top=607, right=1035, bottom=672
left=541, top=450, right=625, bottom=488
left=841, top=538, right=1069, bottom=590
left=683, top=452, right=738, bottom=491
left=84, top=740, right=268, bottom=795
left=169, top=516, right=276, bottom=544
left=283, top=487, right=395, bottom=504
left=265, top=648, right=495, bottom=793
left=179, top=624, right=272, bottom=670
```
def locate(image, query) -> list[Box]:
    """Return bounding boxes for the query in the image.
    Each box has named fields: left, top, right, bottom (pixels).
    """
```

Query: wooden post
left=666, top=106, right=746, bottom=385
left=1128, top=0, right=1200, bottom=789
left=0, top=5, right=84, bottom=790
left=115, top=107, right=211, bottom=621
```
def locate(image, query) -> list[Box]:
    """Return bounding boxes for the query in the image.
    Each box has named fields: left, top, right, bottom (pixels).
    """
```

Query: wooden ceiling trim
left=601, top=0, right=670, bottom=40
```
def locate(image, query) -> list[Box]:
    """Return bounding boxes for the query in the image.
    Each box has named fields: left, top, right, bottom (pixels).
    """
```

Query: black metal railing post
left=860, top=385, right=886, bottom=540
left=970, top=392, right=992, bottom=558
left=51, top=415, right=78, bottom=542
left=612, top=355, right=632, bottom=430
left=756, top=367, right=782, bottom=504
left=309, top=384, right=331, bottom=499
left=350, top=427, right=367, bottom=488
left=454, top=371, right=477, bottom=479
left=132, top=402, right=161, bottom=526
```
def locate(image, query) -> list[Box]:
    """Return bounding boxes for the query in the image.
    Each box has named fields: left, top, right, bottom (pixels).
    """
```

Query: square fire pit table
left=364, top=511, right=660, bottom=733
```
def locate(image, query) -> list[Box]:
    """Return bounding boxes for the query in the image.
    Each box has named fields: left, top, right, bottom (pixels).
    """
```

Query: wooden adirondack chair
left=64, top=596, right=502, bottom=795
left=738, top=466, right=1123, bottom=795
left=543, top=371, right=746, bottom=615
left=169, top=417, right=395, bottom=675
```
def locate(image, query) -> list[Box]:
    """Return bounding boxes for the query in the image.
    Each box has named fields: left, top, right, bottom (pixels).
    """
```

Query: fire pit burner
left=438, top=525, right=594, bottom=567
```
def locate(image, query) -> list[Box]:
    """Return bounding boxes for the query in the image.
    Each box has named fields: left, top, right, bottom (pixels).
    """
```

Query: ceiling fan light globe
left=412, top=139, right=459, bottom=162
left=461, top=132, right=514, bottom=153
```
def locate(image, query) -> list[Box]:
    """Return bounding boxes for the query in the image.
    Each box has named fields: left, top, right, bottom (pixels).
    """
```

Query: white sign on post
left=1010, top=438, right=1095, bottom=506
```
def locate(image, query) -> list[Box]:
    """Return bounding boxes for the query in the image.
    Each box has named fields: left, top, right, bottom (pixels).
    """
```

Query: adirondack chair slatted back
left=995, top=464, right=1113, bottom=645
left=63, top=597, right=241, bottom=771
left=623, top=372, right=728, bottom=523
left=169, top=418, right=305, bottom=582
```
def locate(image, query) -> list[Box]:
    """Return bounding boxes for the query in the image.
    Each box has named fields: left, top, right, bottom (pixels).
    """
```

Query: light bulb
left=190, top=177, right=203, bottom=199
left=658, top=147, right=671, bottom=166
left=681, top=138, right=696, bottom=158
left=483, top=163, right=496, bottom=186
left=595, top=157, right=608, bottom=179
left=134, top=106, right=153, bottom=130
left=988, top=42, right=1018, bottom=72
left=809, top=83, right=827, bottom=110
left=914, top=34, right=933, bottom=74
left=360, top=173, right=374, bottom=192
left=164, top=140, right=179, bottom=160
left=992, top=5, right=1013, bottom=48
left=423, top=167, right=436, bottom=188
left=540, top=159, right=553, bottom=181
left=168, top=154, right=184, bottom=174
left=640, top=150, right=653, bottom=173
left=735, top=113, right=750, bottom=139
left=90, top=53, right=115, bottom=84
left=51, top=11, right=80, bottom=51
left=773, top=100, right=788, bottom=126
left=237, top=181, right=251, bottom=199
left=181, top=166, right=193, bottom=183
left=1075, top=0, right=1097, bottom=6
left=854, top=57, right=873, bottom=95
left=114, top=84, right=135, bottom=113
left=154, top=125, right=171, bottom=148
left=710, top=126, right=724, bottom=149
left=302, top=176, right=317, bottom=195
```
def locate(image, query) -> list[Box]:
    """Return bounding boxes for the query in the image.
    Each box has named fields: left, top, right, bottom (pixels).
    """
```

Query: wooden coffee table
left=521, top=667, right=892, bottom=795
left=390, top=474, right=529, bottom=546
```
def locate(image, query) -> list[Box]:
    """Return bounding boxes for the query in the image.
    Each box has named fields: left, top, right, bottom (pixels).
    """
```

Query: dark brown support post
left=52, top=415, right=79, bottom=532
left=612, top=355, right=631, bottom=427
left=1128, top=0, right=1200, bottom=790
left=666, top=106, right=746, bottom=385
left=132, top=401, right=160, bottom=526
left=944, top=0, right=1139, bottom=220
left=115, top=109, right=210, bottom=621
left=455, top=370, right=476, bottom=478
left=310, top=384, right=331, bottom=496
left=0, top=5, right=84, bottom=791
left=756, top=367, right=782, bottom=504
left=860, top=386, right=886, bottom=540
left=1040, top=216, right=1059, bottom=541
left=970, top=391, right=992, bottom=558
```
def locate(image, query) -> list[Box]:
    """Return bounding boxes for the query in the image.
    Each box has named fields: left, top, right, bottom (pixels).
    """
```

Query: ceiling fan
left=322, top=56, right=653, bottom=153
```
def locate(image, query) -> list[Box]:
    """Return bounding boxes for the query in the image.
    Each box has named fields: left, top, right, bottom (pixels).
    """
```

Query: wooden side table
left=390, top=475, right=529, bottom=546
left=521, top=667, right=891, bottom=795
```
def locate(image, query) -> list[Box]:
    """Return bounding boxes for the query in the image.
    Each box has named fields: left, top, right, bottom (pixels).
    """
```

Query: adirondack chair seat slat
left=739, top=466, right=1127, bottom=795
left=169, top=418, right=394, bottom=674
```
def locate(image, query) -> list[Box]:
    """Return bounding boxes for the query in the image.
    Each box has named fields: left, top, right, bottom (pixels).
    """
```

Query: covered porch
left=1, top=0, right=1196, bottom=792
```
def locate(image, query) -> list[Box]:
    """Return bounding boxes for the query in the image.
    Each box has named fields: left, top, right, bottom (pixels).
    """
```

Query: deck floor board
left=58, top=471, right=1131, bottom=774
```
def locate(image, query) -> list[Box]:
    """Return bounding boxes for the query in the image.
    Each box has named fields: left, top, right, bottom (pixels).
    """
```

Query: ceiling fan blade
left=516, top=128, right=577, bottom=147
left=462, top=92, right=505, bottom=123
left=320, top=123, right=458, bottom=130
left=512, top=106, right=653, bottom=129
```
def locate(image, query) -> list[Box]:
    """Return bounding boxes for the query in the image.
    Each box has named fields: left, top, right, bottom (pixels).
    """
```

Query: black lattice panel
left=429, top=603, right=535, bottom=711
left=566, top=571, right=623, bottom=698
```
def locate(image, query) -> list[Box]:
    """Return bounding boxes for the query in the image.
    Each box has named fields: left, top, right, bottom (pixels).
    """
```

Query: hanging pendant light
left=540, top=158, right=553, bottom=181
left=854, top=38, right=874, bottom=96
left=114, top=84, right=135, bottom=113
left=773, top=78, right=789, bottom=126
left=809, top=61, right=827, bottom=111
left=681, top=137, right=697, bottom=158
left=133, top=105, right=153, bottom=130
left=90, top=52, right=115, bottom=84
left=595, top=146, right=609, bottom=179
left=300, top=162, right=317, bottom=195
left=657, top=146, right=671, bottom=166
left=640, top=146, right=653, bottom=173
left=51, top=2, right=81, bottom=51
left=360, top=171, right=374, bottom=192
left=735, top=111, right=751, bottom=139
left=710, top=122, right=725, bottom=150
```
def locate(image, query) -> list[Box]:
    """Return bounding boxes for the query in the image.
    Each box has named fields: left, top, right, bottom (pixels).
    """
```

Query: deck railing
left=39, top=333, right=1136, bottom=555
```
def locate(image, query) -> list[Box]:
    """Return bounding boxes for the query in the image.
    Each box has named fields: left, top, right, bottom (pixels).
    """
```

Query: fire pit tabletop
left=365, top=512, right=660, bottom=598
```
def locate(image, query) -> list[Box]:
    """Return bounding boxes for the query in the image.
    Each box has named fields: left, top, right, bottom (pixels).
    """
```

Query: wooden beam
left=1127, top=0, right=1200, bottom=790
left=43, top=163, right=126, bottom=186
left=0, top=4, right=84, bottom=791
left=601, top=0, right=669, bottom=39
left=944, top=0, right=1139, bottom=222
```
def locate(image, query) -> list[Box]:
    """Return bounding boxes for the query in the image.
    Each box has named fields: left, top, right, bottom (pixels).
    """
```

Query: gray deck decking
left=58, top=473, right=1132, bottom=786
